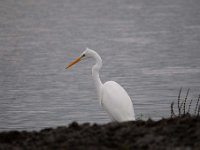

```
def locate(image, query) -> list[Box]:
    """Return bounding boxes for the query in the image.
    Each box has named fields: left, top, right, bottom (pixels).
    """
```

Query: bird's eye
left=82, top=54, right=85, bottom=57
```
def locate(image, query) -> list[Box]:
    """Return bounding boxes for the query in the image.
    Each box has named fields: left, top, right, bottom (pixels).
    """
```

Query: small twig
left=194, top=94, right=200, bottom=115
left=178, top=87, right=182, bottom=116
left=183, top=88, right=190, bottom=115
left=171, top=102, right=176, bottom=118
left=187, top=99, right=193, bottom=114
left=180, top=101, right=184, bottom=116
left=198, top=105, right=200, bottom=117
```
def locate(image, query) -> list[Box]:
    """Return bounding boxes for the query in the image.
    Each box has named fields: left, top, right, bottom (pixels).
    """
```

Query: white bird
left=66, top=48, right=135, bottom=122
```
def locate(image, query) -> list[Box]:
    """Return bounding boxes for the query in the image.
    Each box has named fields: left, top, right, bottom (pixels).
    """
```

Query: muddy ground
left=0, top=116, right=199, bottom=150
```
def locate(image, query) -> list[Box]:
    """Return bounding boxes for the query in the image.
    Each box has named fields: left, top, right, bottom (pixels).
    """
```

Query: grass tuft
left=171, top=88, right=200, bottom=118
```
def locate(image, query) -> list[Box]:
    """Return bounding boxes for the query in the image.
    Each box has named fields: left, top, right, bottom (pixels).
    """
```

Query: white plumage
left=66, top=48, right=135, bottom=122
left=101, top=81, right=135, bottom=121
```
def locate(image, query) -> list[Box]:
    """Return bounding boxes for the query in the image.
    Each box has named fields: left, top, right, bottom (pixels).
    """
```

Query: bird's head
left=66, top=48, right=94, bottom=69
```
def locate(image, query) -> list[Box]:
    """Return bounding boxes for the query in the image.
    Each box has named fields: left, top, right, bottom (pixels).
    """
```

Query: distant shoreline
left=0, top=115, right=199, bottom=150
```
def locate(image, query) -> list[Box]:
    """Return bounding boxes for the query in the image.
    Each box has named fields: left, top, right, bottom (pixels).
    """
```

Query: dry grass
left=171, top=88, right=200, bottom=118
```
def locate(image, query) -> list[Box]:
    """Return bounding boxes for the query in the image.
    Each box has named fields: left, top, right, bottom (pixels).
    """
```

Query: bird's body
left=66, top=48, right=135, bottom=122
left=101, top=81, right=135, bottom=121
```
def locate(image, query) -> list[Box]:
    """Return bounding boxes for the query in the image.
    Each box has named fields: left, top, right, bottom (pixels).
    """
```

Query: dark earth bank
left=0, top=116, right=200, bottom=150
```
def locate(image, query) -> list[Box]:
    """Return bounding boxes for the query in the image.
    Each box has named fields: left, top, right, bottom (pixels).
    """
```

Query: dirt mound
left=0, top=116, right=200, bottom=150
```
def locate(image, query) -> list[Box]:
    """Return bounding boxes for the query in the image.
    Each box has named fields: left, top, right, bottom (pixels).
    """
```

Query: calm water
left=0, top=0, right=200, bottom=130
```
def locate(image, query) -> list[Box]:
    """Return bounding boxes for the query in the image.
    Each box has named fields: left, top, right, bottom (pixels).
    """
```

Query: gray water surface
left=0, top=0, right=200, bottom=130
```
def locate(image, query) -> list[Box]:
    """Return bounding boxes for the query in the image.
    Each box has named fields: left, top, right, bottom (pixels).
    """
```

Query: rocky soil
left=0, top=116, right=199, bottom=150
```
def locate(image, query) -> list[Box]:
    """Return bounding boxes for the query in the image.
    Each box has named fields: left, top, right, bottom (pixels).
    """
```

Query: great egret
left=66, top=48, right=135, bottom=122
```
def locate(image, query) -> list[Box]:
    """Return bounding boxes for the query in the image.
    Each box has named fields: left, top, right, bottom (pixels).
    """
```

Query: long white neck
left=91, top=51, right=103, bottom=101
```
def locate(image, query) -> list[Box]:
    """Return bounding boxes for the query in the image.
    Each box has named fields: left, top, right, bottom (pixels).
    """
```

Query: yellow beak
left=66, top=57, right=81, bottom=69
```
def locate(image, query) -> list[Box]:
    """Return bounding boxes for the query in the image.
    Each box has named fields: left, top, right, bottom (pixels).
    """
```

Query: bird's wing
left=101, top=81, right=135, bottom=121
